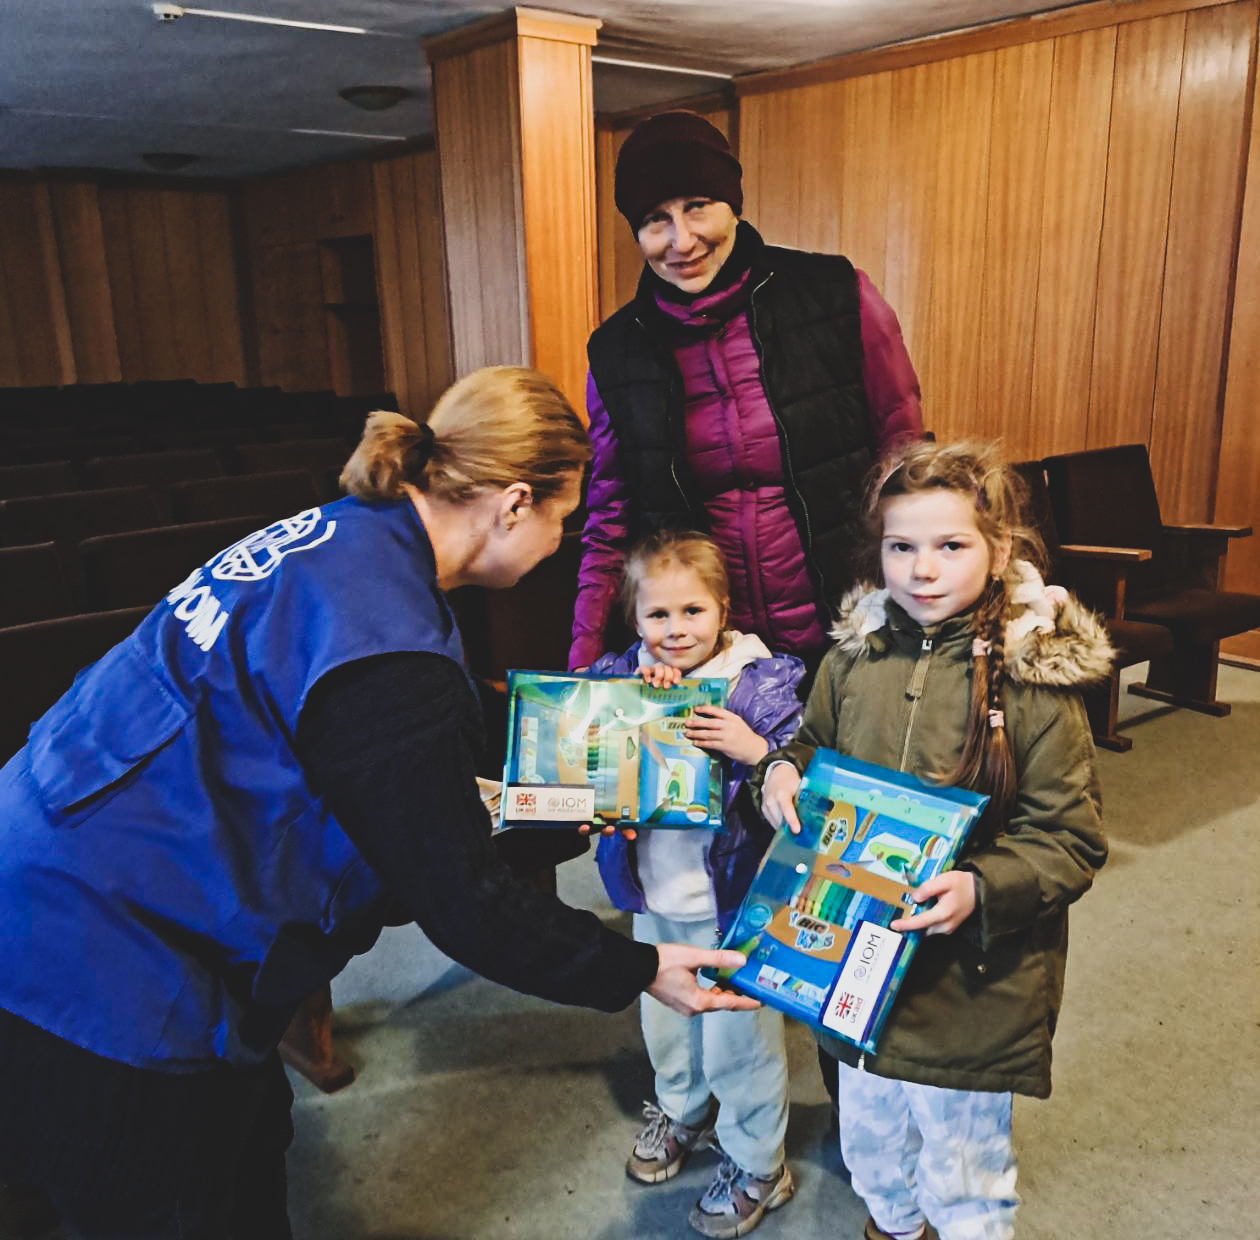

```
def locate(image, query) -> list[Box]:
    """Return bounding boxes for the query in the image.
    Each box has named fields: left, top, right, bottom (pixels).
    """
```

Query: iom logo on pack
left=210, top=509, right=337, bottom=582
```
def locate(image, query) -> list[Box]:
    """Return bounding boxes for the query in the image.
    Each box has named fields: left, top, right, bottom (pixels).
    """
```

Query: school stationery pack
left=706, top=750, right=988, bottom=1053
left=499, top=671, right=727, bottom=831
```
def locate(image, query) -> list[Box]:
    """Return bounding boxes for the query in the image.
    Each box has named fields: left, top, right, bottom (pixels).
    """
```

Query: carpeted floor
left=7, top=664, right=1256, bottom=1239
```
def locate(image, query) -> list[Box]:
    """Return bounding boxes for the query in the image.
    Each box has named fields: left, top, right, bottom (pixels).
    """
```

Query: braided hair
left=865, top=440, right=1045, bottom=841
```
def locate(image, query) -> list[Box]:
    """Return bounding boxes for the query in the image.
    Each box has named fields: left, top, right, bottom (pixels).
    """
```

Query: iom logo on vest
left=210, top=509, right=337, bottom=582
left=165, top=509, right=338, bottom=651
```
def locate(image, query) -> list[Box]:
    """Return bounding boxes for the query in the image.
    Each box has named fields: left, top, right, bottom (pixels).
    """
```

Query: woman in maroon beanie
left=571, top=110, right=922, bottom=682
left=569, top=109, right=923, bottom=1235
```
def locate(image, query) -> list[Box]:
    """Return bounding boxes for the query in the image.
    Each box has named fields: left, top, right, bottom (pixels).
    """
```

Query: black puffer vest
left=586, top=224, right=876, bottom=608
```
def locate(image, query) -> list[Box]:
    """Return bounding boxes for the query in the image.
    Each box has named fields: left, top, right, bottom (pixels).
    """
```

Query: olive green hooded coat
left=754, top=562, right=1112, bottom=1099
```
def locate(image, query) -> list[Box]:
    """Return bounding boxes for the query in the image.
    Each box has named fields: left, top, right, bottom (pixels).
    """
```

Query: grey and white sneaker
left=625, top=1100, right=715, bottom=1184
left=688, top=1154, right=794, bottom=1238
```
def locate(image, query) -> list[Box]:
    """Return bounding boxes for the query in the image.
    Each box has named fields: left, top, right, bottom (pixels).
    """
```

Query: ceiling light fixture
left=337, top=85, right=412, bottom=112
left=141, top=151, right=200, bottom=171
left=590, top=55, right=732, bottom=80
left=150, top=4, right=401, bottom=37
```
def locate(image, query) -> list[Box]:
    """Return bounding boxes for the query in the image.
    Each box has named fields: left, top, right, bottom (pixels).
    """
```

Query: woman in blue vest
left=0, top=365, right=756, bottom=1239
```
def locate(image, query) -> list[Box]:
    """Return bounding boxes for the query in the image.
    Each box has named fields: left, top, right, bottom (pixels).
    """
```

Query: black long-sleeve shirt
left=296, top=652, right=658, bottom=1012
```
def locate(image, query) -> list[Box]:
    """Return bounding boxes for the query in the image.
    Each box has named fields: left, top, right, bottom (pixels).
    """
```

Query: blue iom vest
left=0, top=497, right=469, bottom=1070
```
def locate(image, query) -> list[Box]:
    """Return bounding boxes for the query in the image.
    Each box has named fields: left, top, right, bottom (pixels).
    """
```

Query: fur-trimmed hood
left=828, top=559, right=1114, bottom=688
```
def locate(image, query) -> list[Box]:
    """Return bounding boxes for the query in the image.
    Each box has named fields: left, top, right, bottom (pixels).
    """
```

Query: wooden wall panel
left=977, top=40, right=1054, bottom=452
left=372, top=148, right=454, bottom=418
left=1150, top=0, right=1257, bottom=521
left=1028, top=27, right=1116, bottom=455
left=925, top=53, right=996, bottom=441
left=519, top=35, right=598, bottom=413
left=881, top=62, right=943, bottom=420
left=252, top=243, right=330, bottom=393
left=95, top=186, right=147, bottom=383
left=0, top=181, right=66, bottom=388
left=432, top=40, right=529, bottom=375
left=194, top=192, right=249, bottom=385
left=1217, top=6, right=1260, bottom=642
left=1088, top=13, right=1187, bottom=449
left=45, top=179, right=122, bottom=385
left=834, top=72, right=893, bottom=293
left=95, top=182, right=247, bottom=387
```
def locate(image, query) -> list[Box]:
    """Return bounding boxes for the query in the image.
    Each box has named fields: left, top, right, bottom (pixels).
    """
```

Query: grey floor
left=10, top=665, right=1259, bottom=1238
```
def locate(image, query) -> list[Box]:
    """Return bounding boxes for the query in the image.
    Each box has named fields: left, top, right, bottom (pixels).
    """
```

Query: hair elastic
left=988, top=709, right=1005, bottom=729
left=972, top=638, right=991, bottom=658
left=413, top=421, right=436, bottom=468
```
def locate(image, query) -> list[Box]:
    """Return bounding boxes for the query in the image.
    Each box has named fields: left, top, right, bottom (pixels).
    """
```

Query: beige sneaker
left=688, top=1155, right=794, bottom=1238
left=625, top=1100, right=716, bottom=1184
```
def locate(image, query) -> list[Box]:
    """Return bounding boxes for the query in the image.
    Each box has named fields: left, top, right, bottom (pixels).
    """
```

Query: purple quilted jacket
left=587, top=640, right=805, bottom=932
left=570, top=265, right=921, bottom=671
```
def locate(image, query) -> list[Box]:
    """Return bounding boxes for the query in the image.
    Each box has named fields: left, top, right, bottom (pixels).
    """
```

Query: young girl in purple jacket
left=587, top=530, right=804, bottom=1239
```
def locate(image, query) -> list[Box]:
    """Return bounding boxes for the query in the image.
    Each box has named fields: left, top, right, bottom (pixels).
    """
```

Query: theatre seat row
left=0, top=440, right=351, bottom=507
left=0, top=471, right=323, bottom=623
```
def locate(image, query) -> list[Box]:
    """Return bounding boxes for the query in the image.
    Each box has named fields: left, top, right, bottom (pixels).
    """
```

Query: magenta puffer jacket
left=570, top=263, right=921, bottom=671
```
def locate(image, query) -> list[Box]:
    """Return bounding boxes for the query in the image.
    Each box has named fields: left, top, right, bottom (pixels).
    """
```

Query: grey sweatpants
left=634, top=911, right=789, bottom=1177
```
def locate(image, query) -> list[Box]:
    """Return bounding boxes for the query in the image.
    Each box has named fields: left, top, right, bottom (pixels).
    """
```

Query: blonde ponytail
left=340, top=366, right=589, bottom=504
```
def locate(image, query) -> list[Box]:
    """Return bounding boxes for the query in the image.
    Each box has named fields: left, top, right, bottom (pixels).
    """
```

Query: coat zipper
left=746, top=275, right=826, bottom=597
left=899, top=637, right=933, bottom=773
left=634, top=313, right=695, bottom=520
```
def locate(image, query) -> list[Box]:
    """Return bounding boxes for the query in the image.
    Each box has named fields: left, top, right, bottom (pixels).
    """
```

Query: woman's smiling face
left=636, top=197, right=739, bottom=293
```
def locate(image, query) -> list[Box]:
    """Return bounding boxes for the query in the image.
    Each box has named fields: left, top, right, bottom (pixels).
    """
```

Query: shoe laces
left=635, top=1101, right=674, bottom=1156
left=702, top=1154, right=745, bottom=1209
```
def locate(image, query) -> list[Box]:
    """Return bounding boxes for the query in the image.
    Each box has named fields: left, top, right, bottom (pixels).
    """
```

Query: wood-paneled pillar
left=424, top=7, right=601, bottom=417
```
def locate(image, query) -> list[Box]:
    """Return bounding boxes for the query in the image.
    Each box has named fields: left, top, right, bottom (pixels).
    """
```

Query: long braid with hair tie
left=985, top=576, right=1008, bottom=730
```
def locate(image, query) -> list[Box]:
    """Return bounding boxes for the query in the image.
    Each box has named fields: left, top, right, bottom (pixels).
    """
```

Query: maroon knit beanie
left=614, top=110, right=743, bottom=233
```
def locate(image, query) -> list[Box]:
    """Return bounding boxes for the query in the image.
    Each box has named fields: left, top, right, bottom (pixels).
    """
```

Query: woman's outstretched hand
left=646, top=944, right=761, bottom=1015
left=760, top=762, right=803, bottom=834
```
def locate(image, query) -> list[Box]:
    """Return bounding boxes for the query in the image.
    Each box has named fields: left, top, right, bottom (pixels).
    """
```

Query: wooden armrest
left=1164, top=523, right=1252, bottom=538
left=1059, top=543, right=1152, bottom=562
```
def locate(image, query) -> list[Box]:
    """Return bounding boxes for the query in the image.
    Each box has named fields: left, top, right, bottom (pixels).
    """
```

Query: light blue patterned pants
left=837, top=1063, right=1019, bottom=1240
left=635, top=911, right=789, bottom=1177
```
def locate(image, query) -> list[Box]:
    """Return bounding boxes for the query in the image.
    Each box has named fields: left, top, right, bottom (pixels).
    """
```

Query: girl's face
left=634, top=563, right=725, bottom=673
left=880, top=490, right=1008, bottom=626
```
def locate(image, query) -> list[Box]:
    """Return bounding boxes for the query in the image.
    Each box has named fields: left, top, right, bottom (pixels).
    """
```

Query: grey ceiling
left=0, top=1, right=1068, bottom=180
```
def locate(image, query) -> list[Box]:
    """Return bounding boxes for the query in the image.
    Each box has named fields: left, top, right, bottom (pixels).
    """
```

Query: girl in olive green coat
left=757, top=441, right=1112, bottom=1240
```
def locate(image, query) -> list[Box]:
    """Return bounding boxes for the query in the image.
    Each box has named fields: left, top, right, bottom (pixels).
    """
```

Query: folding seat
left=231, top=439, right=351, bottom=500
left=15, top=436, right=138, bottom=465
left=1013, top=460, right=1175, bottom=751
left=0, top=486, right=161, bottom=609
left=170, top=470, right=321, bottom=525
left=0, top=542, right=72, bottom=626
left=0, top=605, right=151, bottom=764
left=0, top=461, right=79, bottom=500
left=82, top=448, right=225, bottom=522
left=1042, top=444, right=1260, bottom=735
left=79, top=515, right=265, bottom=611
